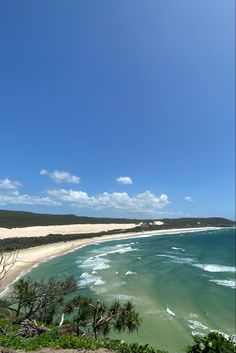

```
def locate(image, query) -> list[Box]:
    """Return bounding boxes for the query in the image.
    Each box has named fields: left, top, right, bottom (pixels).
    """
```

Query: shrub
left=186, top=331, right=236, bottom=353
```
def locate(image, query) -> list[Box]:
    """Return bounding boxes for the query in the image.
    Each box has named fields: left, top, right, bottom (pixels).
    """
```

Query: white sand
left=0, top=223, right=137, bottom=239
left=0, top=226, right=220, bottom=295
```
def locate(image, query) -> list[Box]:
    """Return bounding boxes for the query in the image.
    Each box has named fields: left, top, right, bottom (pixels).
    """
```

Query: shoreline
left=0, top=226, right=222, bottom=295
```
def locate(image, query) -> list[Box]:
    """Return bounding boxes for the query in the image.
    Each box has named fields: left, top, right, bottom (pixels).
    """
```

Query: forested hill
left=0, top=210, right=140, bottom=228
left=0, top=210, right=235, bottom=229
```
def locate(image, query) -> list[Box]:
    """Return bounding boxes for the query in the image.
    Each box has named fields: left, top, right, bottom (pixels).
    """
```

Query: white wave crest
left=192, top=331, right=205, bottom=337
left=166, top=307, right=175, bottom=316
left=171, top=247, right=185, bottom=252
left=125, top=271, right=137, bottom=276
left=209, top=279, right=236, bottom=289
left=80, top=257, right=110, bottom=271
left=158, top=254, right=194, bottom=265
left=194, top=264, right=236, bottom=273
left=79, top=272, right=105, bottom=287
left=188, top=320, right=209, bottom=331
left=79, top=244, right=137, bottom=271
left=158, top=254, right=235, bottom=277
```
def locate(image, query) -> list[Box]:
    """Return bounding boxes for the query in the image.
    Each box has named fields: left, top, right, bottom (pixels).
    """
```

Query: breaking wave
left=78, top=272, right=105, bottom=287
left=166, top=306, right=175, bottom=316
left=158, top=254, right=236, bottom=280
left=79, top=244, right=137, bottom=272
left=171, top=246, right=185, bottom=251
left=209, top=279, right=236, bottom=289
left=188, top=320, right=209, bottom=331
left=194, top=264, right=236, bottom=273
left=125, top=271, right=137, bottom=276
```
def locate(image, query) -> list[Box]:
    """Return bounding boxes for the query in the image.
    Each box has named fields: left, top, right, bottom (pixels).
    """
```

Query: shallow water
left=27, top=228, right=236, bottom=352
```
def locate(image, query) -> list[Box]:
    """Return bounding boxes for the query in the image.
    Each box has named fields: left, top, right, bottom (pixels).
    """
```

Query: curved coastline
left=0, top=226, right=223, bottom=296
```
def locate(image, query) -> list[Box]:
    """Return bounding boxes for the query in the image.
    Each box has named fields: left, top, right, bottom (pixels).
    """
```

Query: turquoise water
left=26, top=228, right=235, bottom=352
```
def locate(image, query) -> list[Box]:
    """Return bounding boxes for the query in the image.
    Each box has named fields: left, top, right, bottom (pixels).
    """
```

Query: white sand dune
left=0, top=223, right=137, bottom=239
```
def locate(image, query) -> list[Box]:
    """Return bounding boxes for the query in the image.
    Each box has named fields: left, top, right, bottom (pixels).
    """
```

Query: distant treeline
left=0, top=210, right=235, bottom=229
left=153, top=217, right=235, bottom=228
left=0, top=216, right=235, bottom=251
left=0, top=229, right=126, bottom=251
left=0, top=210, right=140, bottom=228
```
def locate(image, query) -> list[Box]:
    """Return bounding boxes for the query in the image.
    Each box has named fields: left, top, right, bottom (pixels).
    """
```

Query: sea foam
left=80, top=256, right=110, bottom=271
left=188, top=320, right=209, bottom=331
left=157, top=254, right=194, bottom=265
left=158, top=254, right=236, bottom=276
left=125, top=271, right=137, bottom=276
left=166, top=307, right=175, bottom=316
left=209, top=279, right=236, bottom=289
left=79, top=272, right=105, bottom=287
left=79, top=244, right=137, bottom=272
left=171, top=246, right=185, bottom=252
left=194, top=264, right=236, bottom=273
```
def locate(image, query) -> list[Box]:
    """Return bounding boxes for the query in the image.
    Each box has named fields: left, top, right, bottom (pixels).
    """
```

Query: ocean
left=26, top=228, right=235, bottom=352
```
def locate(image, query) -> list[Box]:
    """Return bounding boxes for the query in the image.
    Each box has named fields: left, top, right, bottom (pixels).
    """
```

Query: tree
left=65, top=296, right=142, bottom=339
left=6, top=276, right=77, bottom=323
left=37, top=276, right=77, bottom=324
left=0, top=249, right=18, bottom=284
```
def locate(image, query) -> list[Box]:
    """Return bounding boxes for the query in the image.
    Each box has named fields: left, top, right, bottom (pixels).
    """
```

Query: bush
left=0, top=330, right=168, bottom=352
left=0, top=329, right=168, bottom=353
left=186, top=331, right=236, bottom=353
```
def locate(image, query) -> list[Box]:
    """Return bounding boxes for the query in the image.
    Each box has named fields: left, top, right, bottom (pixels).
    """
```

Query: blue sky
left=0, top=1, right=235, bottom=219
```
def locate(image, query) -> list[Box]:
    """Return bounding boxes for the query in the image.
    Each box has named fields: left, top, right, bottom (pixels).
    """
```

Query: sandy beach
left=0, top=226, right=220, bottom=295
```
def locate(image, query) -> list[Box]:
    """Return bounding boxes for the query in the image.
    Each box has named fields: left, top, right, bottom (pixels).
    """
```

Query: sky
left=0, top=0, right=235, bottom=219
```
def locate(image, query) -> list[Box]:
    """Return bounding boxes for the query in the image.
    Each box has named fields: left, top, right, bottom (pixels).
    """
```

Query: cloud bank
left=0, top=176, right=170, bottom=216
left=47, top=189, right=169, bottom=213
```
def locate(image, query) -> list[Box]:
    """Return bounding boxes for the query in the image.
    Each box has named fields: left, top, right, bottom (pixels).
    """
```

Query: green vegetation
left=0, top=209, right=234, bottom=229
left=65, top=296, right=142, bottom=339
left=0, top=230, right=127, bottom=251
left=0, top=277, right=235, bottom=353
left=0, top=326, right=165, bottom=352
left=186, top=331, right=236, bottom=353
left=0, top=210, right=139, bottom=228
left=4, top=276, right=77, bottom=324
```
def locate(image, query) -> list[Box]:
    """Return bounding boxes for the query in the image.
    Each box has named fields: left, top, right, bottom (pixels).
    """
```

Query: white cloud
left=0, top=177, right=60, bottom=206
left=0, top=192, right=60, bottom=206
left=40, top=169, right=80, bottom=184
left=116, top=176, right=133, bottom=185
left=0, top=178, right=21, bottom=190
left=47, top=188, right=169, bottom=213
left=0, top=175, right=170, bottom=215
left=185, top=196, right=193, bottom=202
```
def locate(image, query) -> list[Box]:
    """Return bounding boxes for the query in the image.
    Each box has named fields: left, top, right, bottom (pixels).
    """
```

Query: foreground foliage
left=0, top=318, right=235, bottom=353
left=65, top=296, right=142, bottom=338
left=186, top=332, right=236, bottom=353
left=2, top=276, right=77, bottom=324
left=0, top=327, right=235, bottom=353
left=0, top=277, right=235, bottom=353
left=0, top=324, right=165, bottom=353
